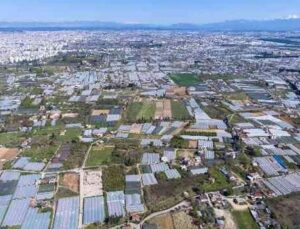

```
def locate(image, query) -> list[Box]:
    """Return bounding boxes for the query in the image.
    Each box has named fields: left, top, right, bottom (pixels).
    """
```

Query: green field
left=170, top=73, right=238, bottom=86
left=170, top=73, right=200, bottom=86
left=126, top=101, right=155, bottom=122
left=232, top=210, right=258, bottom=229
left=85, top=146, right=114, bottom=167
left=171, top=101, right=191, bottom=120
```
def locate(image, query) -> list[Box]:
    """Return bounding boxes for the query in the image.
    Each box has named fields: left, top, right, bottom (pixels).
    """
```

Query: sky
left=1, top=0, right=300, bottom=24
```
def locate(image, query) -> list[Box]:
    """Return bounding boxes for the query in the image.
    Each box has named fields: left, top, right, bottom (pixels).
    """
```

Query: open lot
left=172, top=211, right=197, bottom=229
left=144, top=175, right=206, bottom=212
left=82, top=170, right=103, bottom=197
left=60, top=172, right=80, bottom=193
left=0, top=148, right=19, bottom=169
left=148, top=213, right=175, bottom=229
left=63, top=143, right=89, bottom=169
left=224, top=91, right=249, bottom=101
left=267, top=192, right=300, bottom=228
left=102, top=165, right=125, bottom=191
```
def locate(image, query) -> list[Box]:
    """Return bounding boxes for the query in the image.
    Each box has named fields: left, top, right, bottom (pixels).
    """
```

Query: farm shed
left=106, top=191, right=125, bottom=217
left=53, top=196, right=80, bottom=229
left=83, top=196, right=105, bottom=225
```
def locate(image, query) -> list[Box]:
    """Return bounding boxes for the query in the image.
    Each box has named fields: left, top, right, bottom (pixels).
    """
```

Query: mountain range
left=0, top=18, right=300, bottom=31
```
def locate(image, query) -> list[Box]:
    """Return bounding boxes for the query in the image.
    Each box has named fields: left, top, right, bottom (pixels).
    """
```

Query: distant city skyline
left=1, top=0, right=300, bottom=24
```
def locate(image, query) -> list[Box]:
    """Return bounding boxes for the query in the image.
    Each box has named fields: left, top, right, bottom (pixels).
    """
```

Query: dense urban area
left=0, top=30, right=300, bottom=229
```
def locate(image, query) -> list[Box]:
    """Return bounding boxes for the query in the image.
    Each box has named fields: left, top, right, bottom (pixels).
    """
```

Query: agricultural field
left=126, top=100, right=155, bottom=122
left=232, top=210, right=258, bottom=229
left=85, top=146, right=114, bottom=167
left=154, top=99, right=172, bottom=120
left=170, top=73, right=200, bottom=86
left=171, top=100, right=191, bottom=120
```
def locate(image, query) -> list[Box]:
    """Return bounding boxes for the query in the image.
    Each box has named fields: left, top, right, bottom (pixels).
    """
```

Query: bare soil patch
left=60, top=172, right=79, bottom=193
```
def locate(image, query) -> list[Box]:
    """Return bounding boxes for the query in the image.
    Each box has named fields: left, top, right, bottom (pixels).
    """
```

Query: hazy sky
left=1, top=0, right=300, bottom=24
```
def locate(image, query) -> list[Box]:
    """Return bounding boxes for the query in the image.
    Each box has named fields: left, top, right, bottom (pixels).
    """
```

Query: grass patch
left=201, top=103, right=231, bottom=120
left=227, top=113, right=246, bottom=125
left=171, top=101, right=191, bottom=120
left=126, top=102, right=143, bottom=122
left=126, top=101, right=155, bottom=122
left=56, top=187, right=78, bottom=199
left=0, top=132, right=25, bottom=147
left=38, top=183, right=55, bottom=193
left=20, top=96, right=36, bottom=108
left=202, top=167, right=231, bottom=192
left=170, top=73, right=238, bottom=86
left=170, top=73, right=200, bottom=86
left=22, top=144, right=59, bottom=162
left=103, top=165, right=125, bottom=191
left=137, top=102, right=155, bottom=120
left=232, top=210, right=258, bottom=229
left=86, top=146, right=114, bottom=167
left=58, top=128, right=81, bottom=142
left=225, top=91, right=249, bottom=101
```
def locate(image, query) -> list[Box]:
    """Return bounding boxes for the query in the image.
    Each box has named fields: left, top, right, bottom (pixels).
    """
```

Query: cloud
left=286, top=14, right=299, bottom=19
